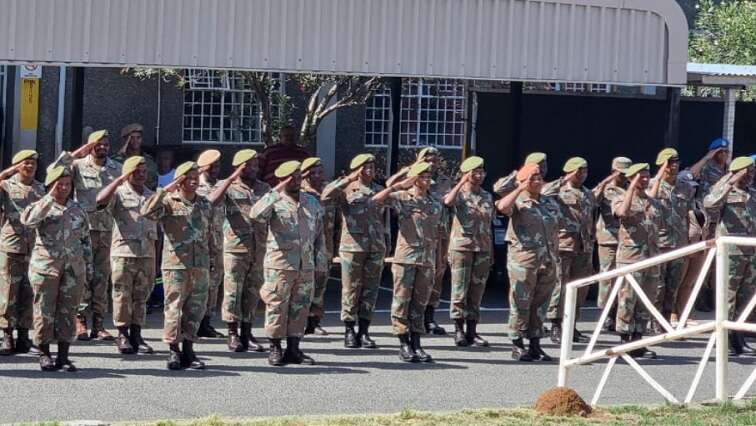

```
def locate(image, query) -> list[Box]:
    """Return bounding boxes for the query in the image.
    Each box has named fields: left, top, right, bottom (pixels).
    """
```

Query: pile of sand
left=534, top=387, right=592, bottom=417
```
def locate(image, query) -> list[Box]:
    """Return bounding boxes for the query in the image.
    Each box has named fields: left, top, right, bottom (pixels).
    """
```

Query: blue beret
left=709, top=138, right=729, bottom=151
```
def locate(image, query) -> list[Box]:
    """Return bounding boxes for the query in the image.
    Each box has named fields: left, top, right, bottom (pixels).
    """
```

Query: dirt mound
left=534, top=387, right=592, bottom=417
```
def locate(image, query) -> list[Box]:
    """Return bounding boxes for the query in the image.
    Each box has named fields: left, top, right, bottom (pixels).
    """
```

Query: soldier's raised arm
left=321, top=169, right=361, bottom=203
left=139, top=188, right=169, bottom=221
left=492, top=171, right=517, bottom=197
left=20, top=194, right=56, bottom=228
left=703, top=173, right=737, bottom=210
left=249, top=187, right=281, bottom=224
left=208, top=164, right=245, bottom=206
left=443, top=172, right=471, bottom=207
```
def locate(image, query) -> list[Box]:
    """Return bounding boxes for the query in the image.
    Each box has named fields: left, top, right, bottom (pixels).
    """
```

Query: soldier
left=21, top=165, right=92, bottom=371
left=207, top=149, right=269, bottom=352
left=300, top=157, right=333, bottom=336
left=496, top=163, right=559, bottom=361
left=593, top=157, right=632, bottom=332
left=373, top=162, right=442, bottom=362
left=443, top=156, right=494, bottom=347
left=542, top=157, right=595, bottom=344
left=196, top=149, right=225, bottom=339
left=322, top=154, right=386, bottom=349
left=96, top=156, right=158, bottom=355
left=112, top=123, right=158, bottom=190
left=249, top=161, right=325, bottom=366
left=612, top=163, right=661, bottom=359
left=493, top=152, right=548, bottom=197
left=140, top=162, right=212, bottom=370
left=55, top=130, right=120, bottom=341
left=703, top=156, right=756, bottom=356
left=0, top=150, right=45, bottom=355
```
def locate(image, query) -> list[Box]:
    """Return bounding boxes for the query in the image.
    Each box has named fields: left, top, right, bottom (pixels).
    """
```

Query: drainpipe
left=54, top=66, right=66, bottom=156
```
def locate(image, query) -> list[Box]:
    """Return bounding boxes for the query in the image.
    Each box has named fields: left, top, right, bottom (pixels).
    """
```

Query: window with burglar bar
left=365, top=79, right=466, bottom=149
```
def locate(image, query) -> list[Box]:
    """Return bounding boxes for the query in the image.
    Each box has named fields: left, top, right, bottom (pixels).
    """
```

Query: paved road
left=0, top=281, right=753, bottom=423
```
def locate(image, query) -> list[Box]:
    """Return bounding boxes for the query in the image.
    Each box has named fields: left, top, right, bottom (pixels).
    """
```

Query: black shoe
left=529, top=338, right=552, bottom=362
left=180, top=340, right=205, bottom=369
left=550, top=323, right=562, bottom=344
left=241, top=322, right=265, bottom=352
left=424, top=306, right=447, bottom=336
left=453, top=319, right=468, bottom=347
left=226, top=322, right=244, bottom=352
left=311, top=318, right=328, bottom=336
left=512, top=339, right=533, bottom=362
left=304, top=317, right=316, bottom=335
left=730, top=331, right=744, bottom=357
left=282, top=337, right=315, bottom=365
left=573, top=328, right=590, bottom=344
left=465, top=320, right=489, bottom=347
left=268, top=339, right=285, bottom=366
left=116, top=326, right=135, bottom=354
left=167, top=344, right=182, bottom=370
left=740, top=333, right=756, bottom=356
left=54, top=342, right=77, bottom=372
left=398, top=334, right=419, bottom=362
left=358, top=319, right=377, bottom=349
left=344, top=321, right=360, bottom=348
left=630, top=332, right=657, bottom=359
left=14, top=329, right=33, bottom=354
left=411, top=333, right=433, bottom=363
left=38, top=344, right=56, bottom=371
left=197, top=316, right=223, bottom=338
left=130, top=325, right=153, bottom=354
left=0, top=329, right=14, bottom=356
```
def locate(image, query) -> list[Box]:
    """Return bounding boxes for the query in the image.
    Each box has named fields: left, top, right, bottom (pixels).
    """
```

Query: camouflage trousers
left=309, top=270, right=329, bottom=321
left=727, top=255, right=756, bottom=321
left=391, top=263, right=433, bottom=335
left=0, top=252, right=33, bottom=329
left=111, top=257, right=155, bottom=328
left=507, top=254, right=557, bottom=340
left=449, top=250, right=492, bottom=321
left=207, top=246, right=224, bottom=317
left=615, top=263, right=660, bottom=335
left=78, top=230, right=111, bottom=318
left=221, top=252, right=263, bottom=324
left=162, top=268, right=209, bottom=344
left=654, top=249, right=685, bottom=317
left=339, top=251, right=384, bottom=323
left=546, top=251, right=592, bottom=321
left=597, top=245, right=617, bottom=309
left=260, top=268, right=314, bottom=339
left=29, top=265, right=86, bottom=345
left=428, top=237, right=450, bottom=309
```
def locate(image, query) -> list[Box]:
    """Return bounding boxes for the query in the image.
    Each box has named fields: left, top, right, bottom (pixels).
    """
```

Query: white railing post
left=558, top=285, right=576, bottom=387
left=715, top=240, right=729, bottom=402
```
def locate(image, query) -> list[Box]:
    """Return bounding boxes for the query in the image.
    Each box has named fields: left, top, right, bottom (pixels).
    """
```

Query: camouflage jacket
left=703, top=177, right=756, bottom=255
left=0, top=175, right=45, bottom=254
left=504, top=192, right=560, bottom=266
left=58, top=152, right=122, bottom=232
left=542, top=179, right=596, bottom=253
left=322, top=178, right=387, bottom=254
left=492, top=171, right=518, bottom=198
left=102, top=182, right=157, bottom=258
left=385, top=190, right=443, bottom=267
left=612, top=193, right=662, bottom=263
left=698, top=162, right=727, bottom=200
left=448, top=188, right=494, bottom=253
left=197, top=176, right=225, bottom=257
left=430, top=175, right=452, bottom=238
left=140, top=189, right=212, bottom=270
left=20, top=195, right=93, bottom=280
left=111, top=152, right=158, bottom=190
left=249, top=190, right=325, bottom=271
left=595, top=183, right=625, bottom=246
left=302, top=181, right=333, bottom=272
left=650, top=178, right=691, bottom=249
left=220, top=178, right=270, bottom=256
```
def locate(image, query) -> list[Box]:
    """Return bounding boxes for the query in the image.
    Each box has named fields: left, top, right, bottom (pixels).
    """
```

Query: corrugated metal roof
left=0, top=0, right=689, bottom=86
left=687, top=63, right=756, bottom=78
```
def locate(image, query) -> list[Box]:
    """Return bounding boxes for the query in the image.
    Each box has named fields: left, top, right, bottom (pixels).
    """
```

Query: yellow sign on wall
left=19, top=78, right=39, bottom=131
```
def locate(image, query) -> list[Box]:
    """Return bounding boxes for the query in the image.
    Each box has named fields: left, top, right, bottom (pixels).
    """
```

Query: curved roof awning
left=0, top=0, right=688, bottom=86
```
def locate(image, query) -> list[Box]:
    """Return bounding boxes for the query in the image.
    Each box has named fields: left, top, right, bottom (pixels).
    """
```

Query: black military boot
left=198, top=315, right=224, bottom=338
left=410, top=333, right=433, bottom=363
left=740, top=333, right=756, bottom=356
left=311, top=317, right=328, bottom=336
left=116, top=326, right=134, bottom=354
left=573, top=328, right=590, bottom=343
left=181, top=340, right=205, bottom=369
left=358, top=319, right=377, bottom=348
left=167, top=344, right=182, bottom=370
left=54, top=342, right=77, bottom=372
left=268, top=338, right=285, bottom=366
left=90, top=314, right=114, bottom=341
left=729, top=331, right=744, bottom=357
left=511, top=338, right=533, bottom=362
left=424, top=306, right=447, bottom=335
left=75, top=314, right=90, bottom=341
left=243, top=323, right=265, bottom=352
left=130, top=325, right=153, bottom=354
left=344, top=321, right=360, bottom=348
left=465, top=320, right=489, bottom=347
left=529, top=338, right=552, bottom=362
left=454, top=319, right=468, bottom=347
left=630, top=332, right=657, bottom=359
left=38, top=344, right=55, bottom=371
left=398, top=334, right=418, bottom=363
left=550, top=321, right=562, bottom=344
left=226, top=322, right=244, bottom=352
left=283, top=337, right=315, bottom=365
left=304, top=317, right=316, bottom=335
left=15, top=328, right=33, bottom=354
left=0, top=328, right=14, bottom=355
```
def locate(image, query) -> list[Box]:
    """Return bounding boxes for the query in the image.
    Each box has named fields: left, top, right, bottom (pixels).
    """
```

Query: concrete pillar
left=722, top=87, right=736, bottom=161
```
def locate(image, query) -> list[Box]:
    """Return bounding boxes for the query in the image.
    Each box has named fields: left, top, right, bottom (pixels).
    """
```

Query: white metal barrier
left=557, top=236, right=756, bottom=405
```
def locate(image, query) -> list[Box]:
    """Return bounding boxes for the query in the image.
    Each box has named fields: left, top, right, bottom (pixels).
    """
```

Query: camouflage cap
left=563, top=156, right=588, bottom=173
left=677, top=170, right=699, bottom=187
left=655, top=148, right=679, bottom=165
left=729, top=156, right=755, bottom=172
left=516, top=164, right=540, bottom=183
left=120, top=123, right=144, bottom=138
left=45, top=164, right=70, bottom=186
left=301, top=157, right=322, bottom=173
left=417, top=146, right=440, bottom=160
left=611, top=157, right=632, bottom=172
left=12, top=149, right=38, bottom=165
left=524, top=152, right=546, bottom=165
left=350, top=154, right=375, bottom=170
left=275, top=160, right=302, bottom=179
left=88, top=130, right=109, bottom=144
left=122, top=156, right=146, bottom=175
left=625, top=163, right=650, bottom=178
left=460, top=156, right=484, bottom=173
left=232, top=149, right=257, bottom=167
left=175, top=161, right=199, bottom=179
left=197, top=149, right=221, bottom=168
left=709, top=138, right=729, bottom=151
left=408, top=161, right=432, bottom=178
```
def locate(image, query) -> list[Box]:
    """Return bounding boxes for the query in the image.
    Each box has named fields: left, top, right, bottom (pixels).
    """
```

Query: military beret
left=275, top=161, right=302, bottom=179
left=350, top=154, right=375, bottom=170
left=120, top=123, right=144, bottom=138
left=12, top=150, right=38, bottom=165
left=729, top=156, right=755, bottom=172
left=45, top=165, right=70, bottom=186
left=122, top=156, right=146, bottom=175
left=417, top=146, right=440, bottom=160
left=524, top=152, right=546, bottom=165
left=655, top=148, right=679, bottom=166
left=232, top=149, right=257, bottom=167
left=460, top=156, right=484, bottom=173
left=516, top=164, right=540, bottom=183
left=175, top=161, right=199, bottom=179
left=197, top=149, right=221, bottom=168
left=408, top=161, right=432, bottom=178
left=301, top=157, right=322, bottom=173
left=88, top=130, right=109, bottom=144
left=625, top=163, right=650, bottom=178
left=611, top=157, right=632, bottom=172
left=563, top=157, right=588, bottom=173
left=709, top=138, right=730, bottom=151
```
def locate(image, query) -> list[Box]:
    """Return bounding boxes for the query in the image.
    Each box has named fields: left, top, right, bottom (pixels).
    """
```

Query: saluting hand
left=346, top=168, right=362, bottom=183
left=629, top=174, right=641, bottom=190
left=164, top=176, right=185, bottom=193
left=394, top=176, right=417, bottom=191
left=275, top=176, right=293, bottom=192
left=729, top=169, right=748, bottom=185
left=0, top=163, right=21, bottom=181
left=230, top=164, right=245, bottom=181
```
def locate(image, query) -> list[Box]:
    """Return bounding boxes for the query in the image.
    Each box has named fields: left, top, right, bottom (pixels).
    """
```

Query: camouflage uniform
left=302, top=181, right=334, bottom=322
left=595, top=183, right=625, bottom=308
left=220, top=179, right=270, bottom=324
left=503, top=192, right=560, bottom=340
left=112, top=153, right=158, bottom=191
left=612, top=193, right=662, bottom=335
left=249, top=191, right=325, bottom=339
left=428, top=175, right=452, bottom=310
left=448, top=189, right=494, bottom=321
left=103, top=183, right=157, bottom=328
left=197, top=175, right=225, bottom=319
left=21, top=195, right=93, bottom=345
left=140, top=189, right=212, bottom=344
left=322, top=178, right=386, bottom=323
left=0, top=175, right=45, bottom=331
left=698, top=162, right=727, bottom=239
left=385, top=190, right=443, bottom=335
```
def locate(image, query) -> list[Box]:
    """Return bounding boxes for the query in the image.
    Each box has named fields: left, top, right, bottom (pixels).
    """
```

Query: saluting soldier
left=140, top=162, right=212, bottom=370
left=322, top=154, right=386, bottom=349
left=0, top=150, right=45, bottom=355
left=443, top=156, right=494, bottom=347
left=96, top=156, right=158, bottom=355
left=250, top=161, right=326, bottom=366
left=493, top=152, right=548, bottom=197
left=21, top=165, right=93, bottom=371
left=112, top=123, right=158, bottom=190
